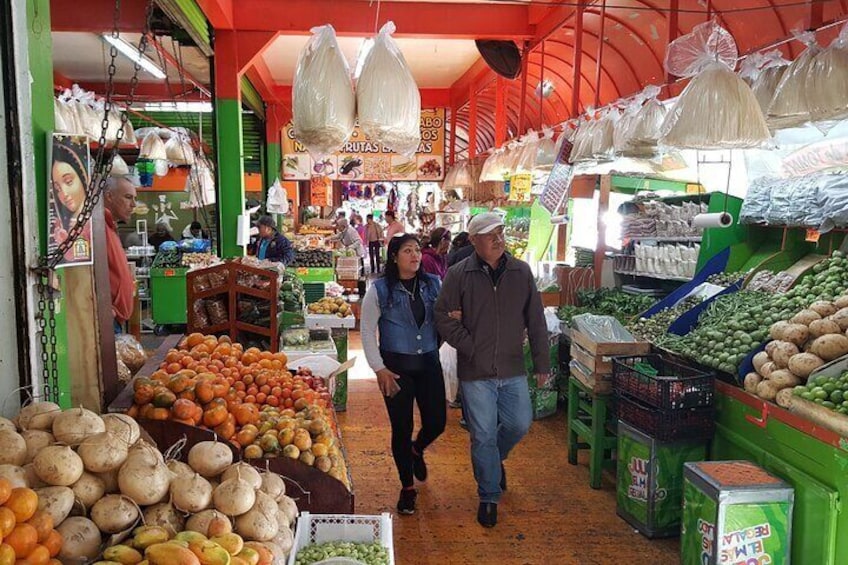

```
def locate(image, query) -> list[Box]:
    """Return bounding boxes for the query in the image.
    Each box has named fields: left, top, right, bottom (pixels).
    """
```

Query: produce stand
left=107, top=334, right=356, bottom=514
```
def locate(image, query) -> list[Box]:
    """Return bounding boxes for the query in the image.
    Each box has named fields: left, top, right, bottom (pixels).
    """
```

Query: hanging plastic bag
left=187, top=158, right=216, bottom=208
left=514, top=131, right=539, bottom=174
left=808, top=24, right=848, bottom=125
left=502, top=140, right=522, bottom=177
left=662, top=21, right=769, bottom=149
left=266, top=178, right=289, bottom=214
left=115, top=334, right=147, bottom=374
left=53, top=99, right=70, bottom=134
left=767, top=32, right=819, bottom=129
left=109, top=154, right=130, bottom=177
left=451, top=161, right=472, bottom=187
left=356, top=22, right=421, bottom=156
left=749, top=50, right=790, bottom=115
left=140, top=131, right=168, bottom=160
left=439, top=342, right=458, bottom=403
left=535, top=128, right=557, bottom=170
left=613, top=99, right=640, bottom=156
left=629, top=86, right=667, bottom=153
left=479, top=149, right=501, bottom=181
left=591, top=110, right=617, bottom=160
left=569, top=118, right=597, bottom=162
left=293, top=25, right=356, bottom=158
left=165, top=134, right=196, bottom=165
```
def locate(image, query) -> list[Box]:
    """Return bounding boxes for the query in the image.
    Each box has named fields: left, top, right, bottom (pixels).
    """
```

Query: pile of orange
left=129, top=334, right=333, bottom=449
left=0, top=479, right=62, bottom=565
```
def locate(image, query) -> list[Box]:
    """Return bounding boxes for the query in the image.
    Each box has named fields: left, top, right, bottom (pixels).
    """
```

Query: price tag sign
left=296, top=268, right=309, bottom=276
left=509, top=174, right=533, bottom=202
left=805, top=228, right=821, bottom=243
left=164, top=269, right=176, bottom=277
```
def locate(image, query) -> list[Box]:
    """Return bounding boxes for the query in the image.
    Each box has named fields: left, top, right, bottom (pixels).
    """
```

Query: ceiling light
left=101, top=34, right=166, bottom=79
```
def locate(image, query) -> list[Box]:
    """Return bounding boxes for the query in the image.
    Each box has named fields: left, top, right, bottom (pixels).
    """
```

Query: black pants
left=381, top=350, right=447, bottom=488
left=369, top=241, right=382, bottom=273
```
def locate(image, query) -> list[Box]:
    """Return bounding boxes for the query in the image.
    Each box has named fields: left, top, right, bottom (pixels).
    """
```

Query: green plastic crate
left=287, top=267, right=335, bottom=283
left=303, top=283, right=326, bottom=305
left=150, top=267, right=188, bottom=325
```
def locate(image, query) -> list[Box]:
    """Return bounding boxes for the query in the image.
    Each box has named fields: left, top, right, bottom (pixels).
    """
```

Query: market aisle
left=337, top=334, right=679, bottom=564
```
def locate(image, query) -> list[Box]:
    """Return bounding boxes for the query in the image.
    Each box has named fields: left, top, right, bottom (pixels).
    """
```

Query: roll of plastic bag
left=140, top=131, right=168, bottom=160
left=357, top=22, right=421, bottom=156
left=767, top=32, right=819, bottom=129
left=165, top=135, right=197, bottom=165
left=293, top=25, right=356, bottom=158
left=808, top=23, right=848, bottom=125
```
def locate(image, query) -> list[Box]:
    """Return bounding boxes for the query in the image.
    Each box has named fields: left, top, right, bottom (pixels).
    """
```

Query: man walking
left=435, top=212, right=550, bottom=528
left=385, top=210, right=404, bottom=241
left=365, top=214, right=385, bottom=273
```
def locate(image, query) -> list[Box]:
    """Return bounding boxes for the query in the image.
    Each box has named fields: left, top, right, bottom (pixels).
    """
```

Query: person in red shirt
left=103, top=176, right=137, bottom=332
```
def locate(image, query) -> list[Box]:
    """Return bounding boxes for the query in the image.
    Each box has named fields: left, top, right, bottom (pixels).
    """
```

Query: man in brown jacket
left=435, top=212, right=550, bottom=528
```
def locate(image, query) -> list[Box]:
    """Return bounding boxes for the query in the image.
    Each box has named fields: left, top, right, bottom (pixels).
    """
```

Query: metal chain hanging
left=33, top=0, right=156, bottom=402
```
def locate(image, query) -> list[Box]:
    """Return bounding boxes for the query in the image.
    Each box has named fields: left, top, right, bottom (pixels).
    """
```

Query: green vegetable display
left=794, top=371, right=848, bottom=415
left=628, top=295, right=704, bottom=345
left=294, top=541, right=390, bottom=565
left=557, top=288, right=657, bottom=327
left=706, top=271, right=749, bottom=287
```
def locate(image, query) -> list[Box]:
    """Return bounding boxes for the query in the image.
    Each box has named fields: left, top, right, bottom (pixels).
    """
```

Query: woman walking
left=421, top=227, right=451, bottom=280
left=361, top=234, right=447, bottom=514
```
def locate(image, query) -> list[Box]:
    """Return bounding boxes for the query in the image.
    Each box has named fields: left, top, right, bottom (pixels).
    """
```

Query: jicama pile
left=0, top=403, right=298, bottom=565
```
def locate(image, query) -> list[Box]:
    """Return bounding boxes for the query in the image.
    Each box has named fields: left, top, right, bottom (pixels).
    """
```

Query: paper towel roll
left=692, top=212, right=734, bottom=229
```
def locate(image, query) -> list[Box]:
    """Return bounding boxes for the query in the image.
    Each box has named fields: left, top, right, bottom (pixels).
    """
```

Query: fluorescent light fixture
left=101, top=34, right=166, bottom=79
left=143, top=101, right=213, bottom=113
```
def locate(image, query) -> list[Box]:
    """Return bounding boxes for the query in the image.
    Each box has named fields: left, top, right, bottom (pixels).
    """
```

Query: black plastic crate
left=615, top=393, right=715, bottom=442
left=612, top=354, right=714, bottom=410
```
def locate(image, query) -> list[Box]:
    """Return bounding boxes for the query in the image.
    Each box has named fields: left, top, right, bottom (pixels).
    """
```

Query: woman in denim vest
left=361, top=234, right=446, bottom=515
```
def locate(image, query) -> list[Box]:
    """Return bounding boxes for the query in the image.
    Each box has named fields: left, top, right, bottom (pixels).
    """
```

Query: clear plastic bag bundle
left=613, top=100, right=640, bottom=155
left=115, top=334, right=147, bottom=374
left=356, top=22, right=421, bottom=156
left=819, top=173, right=848, bottom=231
left=767, top=33, right=820, bottom=129
left=165, top=134, right=196, bottom=165
left=739, top=176, right=772, bottom=224
left=662, top=21, right=769, bottom=149
left=502, top=141, right=522, bottom=177
left=480, top=149, right=502, bottom=181
left=293, top=25, right=356, bottom=158
left=808, top=24, right=848, bottom=124
left=139, top=131, right=168, bottom=160
left=746, top=50, right=790, bottom=114
left=53, top=99, right=71, bottom=134
left=109, top=154, right=130, bottom=177
left=187, top=158, right=216, bottom=208
left=569, top=119, right=598, bottom=162
left=629, top=89, right=667, bottom=153
left=591, top=110, right=617, bottom=161
left=453, top=160, right=473, bottom=187
left=514, top=131, right=539, bottom=174
left=535, top=128, right=557, bottom=170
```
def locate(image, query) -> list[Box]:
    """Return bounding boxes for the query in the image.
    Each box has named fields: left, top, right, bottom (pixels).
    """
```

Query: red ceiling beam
left=571, top=2, right=584, bottom=116
left=245, top=59, right=284, bottom=106
left=54, top=71, right=74, bottom=90
left=50, top=0, right=148, bottom=32
left=196, top=0, right=234, bottom=30
left=231, top=0, right=533, bottom=39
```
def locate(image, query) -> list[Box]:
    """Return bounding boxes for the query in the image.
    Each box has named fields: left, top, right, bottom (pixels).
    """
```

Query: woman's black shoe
left=411, top=447, right=428, bottom=482
left=477, top=502, right=497, bottom=528
left=397, top=488, right=417, bottom=515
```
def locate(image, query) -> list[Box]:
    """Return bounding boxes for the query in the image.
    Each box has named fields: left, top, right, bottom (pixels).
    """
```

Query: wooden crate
left=570, top=361, right=612, bottom=394
left=541, top=291, right=561, bottom=307
left=569, top=329, right=651, bottom=394
left=570, top=328, right=651, bottom=358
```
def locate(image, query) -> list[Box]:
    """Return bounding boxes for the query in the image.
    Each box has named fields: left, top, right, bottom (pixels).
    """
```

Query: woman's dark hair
left=425, top=227, right=451, bottom=249
left=450, top=231, right=471, bottom=252
left=51, top=137, right=90, bottom=229
left=383, top=234, right=430, bottom=301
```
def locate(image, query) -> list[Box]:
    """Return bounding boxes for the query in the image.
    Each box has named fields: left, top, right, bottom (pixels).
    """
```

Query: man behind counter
left=251, top=215, right=295, bottom=265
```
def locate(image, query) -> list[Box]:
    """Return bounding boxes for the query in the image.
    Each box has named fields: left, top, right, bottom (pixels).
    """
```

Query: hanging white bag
left=266, top=178, right=289, bottom=214
left=140, top=131, right=168, bottom=160
left=439, top=343, right=458, bottom=403
left=535, top=128, right=557, bottom=170
left=356, top=22, right=422, bottom=156
left=165, top=134, right=197, bottom=166
left=293, top=25, right=356, bottom=158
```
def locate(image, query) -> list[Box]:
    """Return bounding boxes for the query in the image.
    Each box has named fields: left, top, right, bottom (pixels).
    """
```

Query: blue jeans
left=460, top=376, right=532, bottom=503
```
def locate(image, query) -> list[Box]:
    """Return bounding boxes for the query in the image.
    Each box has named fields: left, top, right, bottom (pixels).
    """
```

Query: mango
left=235, top=548, right=259, bottom=565
left=242, top=543, right=272, bottom=565
left=210, top=534, right=244, bottom=556
left=145, top=543, right=201, bottom=565
left=188, top=540, right=231, bottom=565
left=103, top=545, right=145, bottom=565
left=133, top=526, right=171, bottom=550
left=175, top=532, right=208, bottom=544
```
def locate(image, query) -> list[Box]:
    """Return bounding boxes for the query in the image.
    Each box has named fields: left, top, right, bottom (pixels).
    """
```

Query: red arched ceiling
left=455, top=0, right=848, bottom=157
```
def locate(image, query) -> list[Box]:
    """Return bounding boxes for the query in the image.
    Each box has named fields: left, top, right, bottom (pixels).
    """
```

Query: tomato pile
left=128, top=334, right=347, bottom=485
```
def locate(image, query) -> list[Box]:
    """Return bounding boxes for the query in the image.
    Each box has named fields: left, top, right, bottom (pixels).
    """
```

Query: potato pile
left=307, top=297, right=352, bottom=318
left=746, top=293, right=848, bottom=405
left=0, top=404, right=297, bottom=565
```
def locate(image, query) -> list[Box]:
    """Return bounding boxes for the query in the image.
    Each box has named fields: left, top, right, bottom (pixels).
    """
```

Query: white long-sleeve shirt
left=359, top=284, right=386, bottom=372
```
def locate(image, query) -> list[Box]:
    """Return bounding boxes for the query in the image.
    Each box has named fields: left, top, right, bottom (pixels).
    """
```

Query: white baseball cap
left=467, top=212, right=505, bottom=236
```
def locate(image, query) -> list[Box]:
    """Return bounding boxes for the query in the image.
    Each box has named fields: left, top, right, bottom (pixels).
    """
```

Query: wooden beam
left=196, top=0, right=234, bottom=29
left=232, top=0, right=533, bottom=39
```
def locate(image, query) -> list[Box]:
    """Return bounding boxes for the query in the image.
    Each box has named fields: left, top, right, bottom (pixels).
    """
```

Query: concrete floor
left=337, top=334, right=680, bottom=564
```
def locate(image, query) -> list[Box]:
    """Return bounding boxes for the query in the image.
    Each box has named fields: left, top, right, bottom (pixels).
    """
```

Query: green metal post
left=265, top=141, right=281, bottom=190
left=215, top=98, right=245, bottom=258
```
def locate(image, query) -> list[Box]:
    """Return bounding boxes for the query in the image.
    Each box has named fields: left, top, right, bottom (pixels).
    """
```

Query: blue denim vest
left=373, top=274, right=441, bottom=356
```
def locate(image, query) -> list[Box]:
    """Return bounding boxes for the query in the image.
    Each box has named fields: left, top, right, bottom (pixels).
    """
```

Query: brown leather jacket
left=435, top=253, right=550, bottom=381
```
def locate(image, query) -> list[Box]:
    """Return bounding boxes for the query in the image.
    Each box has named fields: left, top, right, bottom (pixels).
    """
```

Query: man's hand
left=535, top=373, right=551, bottom=388
left=376, top=368, right=402, bottom=398
left=448, top=310, right=462, bottom=321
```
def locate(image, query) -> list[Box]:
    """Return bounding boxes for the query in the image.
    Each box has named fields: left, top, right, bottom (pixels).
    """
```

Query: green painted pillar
left=214, top=98, right=245, bottom=258
left=265, top=141, right=281, bottom=189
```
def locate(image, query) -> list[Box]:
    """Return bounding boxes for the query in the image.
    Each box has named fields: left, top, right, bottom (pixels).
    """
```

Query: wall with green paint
left=215, top=99, right=245, bottom=258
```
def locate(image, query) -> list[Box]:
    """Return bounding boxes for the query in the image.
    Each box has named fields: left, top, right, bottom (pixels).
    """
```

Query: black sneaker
left=411, top=447, right=428, bottom=482
left=397, top=488, right=417, bottom=515
left=477, top=502, right=497, bottom=528
left=500, top=464, right=507, bottom=492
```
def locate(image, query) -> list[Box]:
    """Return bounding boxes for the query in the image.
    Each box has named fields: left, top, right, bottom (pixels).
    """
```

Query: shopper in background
left=103, top=176, right=137, bottom=333
left=435, top=212, right=550, bottom=529
left=328, top=218, right=366, bottom=271
left=421, top=227, right=451, bottom=280
left=182, top=221, right=207, bottom=239
left=149, top=221, right=175, bottom=251
left=447, top=231, right=474, bottom=267
left=353, top=214, right=367, bottom=247
left=385, top=210, right=404, bottom=240
left=361, top=234, right=446, bottom=515
left=251, top=215, right=295, bottom=265
left=366, top=214, right=385, bottom=274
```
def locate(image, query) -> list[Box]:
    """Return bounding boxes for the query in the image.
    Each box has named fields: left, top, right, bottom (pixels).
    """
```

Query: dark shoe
left=500, top=464, right=507, bottom=492
left=411, top=447, right=428, bottom=482
left=397, top=488, right=417, bottom=515
left=477, top=502, right=497, bottom=528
